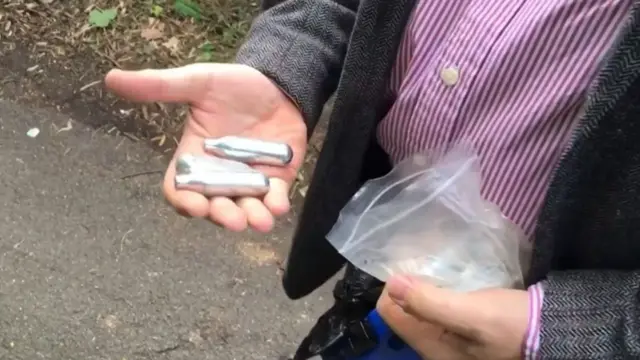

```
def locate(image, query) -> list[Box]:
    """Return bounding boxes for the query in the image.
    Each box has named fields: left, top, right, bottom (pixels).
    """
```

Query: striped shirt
left=376, top=0, right=631, bottom=357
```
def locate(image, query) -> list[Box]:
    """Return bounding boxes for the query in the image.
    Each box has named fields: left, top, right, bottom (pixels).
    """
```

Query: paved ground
left=0, top=99, right=332, bottom=360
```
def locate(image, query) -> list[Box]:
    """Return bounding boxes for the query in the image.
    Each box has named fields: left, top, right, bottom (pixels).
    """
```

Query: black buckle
left=342, top=318, right=379, bottom=357
left=293, top=265, right=385, bottom=360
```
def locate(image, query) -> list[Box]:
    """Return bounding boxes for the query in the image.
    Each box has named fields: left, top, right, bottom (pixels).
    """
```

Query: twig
left=121, top=132, right=140, bottom=142
left=119, top=229, right=134, bottom=254
left=120, top=170, right=163, bottom=180
left=79, top=80, right=102, bottom=92
left=93, top=49, right=121, bottom=68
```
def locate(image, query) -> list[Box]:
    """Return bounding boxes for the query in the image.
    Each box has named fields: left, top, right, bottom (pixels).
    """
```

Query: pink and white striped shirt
left=376, top=0, right=632, bottom=357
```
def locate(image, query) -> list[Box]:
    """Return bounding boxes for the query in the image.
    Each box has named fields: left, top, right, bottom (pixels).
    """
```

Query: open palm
left=105, top=64, right=307, bottom=232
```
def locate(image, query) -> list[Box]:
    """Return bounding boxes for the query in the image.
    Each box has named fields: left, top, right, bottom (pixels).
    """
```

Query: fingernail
left=387, top=275, right=415, bottom=304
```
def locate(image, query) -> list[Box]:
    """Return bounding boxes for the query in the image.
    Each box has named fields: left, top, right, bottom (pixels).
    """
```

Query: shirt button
left=440, top=66, right=460, bottom=86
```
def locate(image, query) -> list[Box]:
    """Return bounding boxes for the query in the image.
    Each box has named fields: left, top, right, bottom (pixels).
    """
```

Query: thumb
left=386, top=275, right=479, bottom=338
left=104, top=63, right=215, bottom=104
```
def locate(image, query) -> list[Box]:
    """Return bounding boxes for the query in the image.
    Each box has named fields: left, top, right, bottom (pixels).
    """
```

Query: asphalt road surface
left=0, top=100, right=332, bottom=360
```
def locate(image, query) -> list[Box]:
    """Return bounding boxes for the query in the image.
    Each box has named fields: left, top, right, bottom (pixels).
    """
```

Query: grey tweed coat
left=236, top=0, right=640, bottom=358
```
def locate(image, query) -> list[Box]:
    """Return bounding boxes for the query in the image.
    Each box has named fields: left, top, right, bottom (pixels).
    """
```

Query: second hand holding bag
left=295, top=144, right=531, bottom=360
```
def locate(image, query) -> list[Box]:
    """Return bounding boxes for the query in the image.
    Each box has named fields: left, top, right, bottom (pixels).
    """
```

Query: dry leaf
left=147, top=18, right=166, bottom=32
left=162, top=36, right=180, bottom=53
left=141, top=27, right=164, bottom=40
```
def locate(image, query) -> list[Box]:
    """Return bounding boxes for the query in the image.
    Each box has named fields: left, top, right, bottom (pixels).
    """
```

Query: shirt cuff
left=523, top=282, right=544, bottom=360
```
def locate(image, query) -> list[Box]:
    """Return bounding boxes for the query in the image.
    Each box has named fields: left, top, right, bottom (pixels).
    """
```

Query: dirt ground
left=0, top=97, right=334, bottom=360
left=0, top=0, right=257, bottom=148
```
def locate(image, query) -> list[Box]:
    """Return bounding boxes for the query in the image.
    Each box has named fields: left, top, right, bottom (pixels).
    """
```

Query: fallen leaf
left=197, top=41, right=214, bottom=62
left=162, top=36, right=180, bottom=53
left=141, top=27, right=164, bottom=40
left=174, top=0, right=202, bottom=20
left=88, top=8, right=117, bottom=28
left=151, top=4, right=163, bottom=17
left=148, top=19, right=165, bottom=32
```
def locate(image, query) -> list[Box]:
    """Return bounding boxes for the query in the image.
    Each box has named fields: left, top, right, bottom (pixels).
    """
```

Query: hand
left=377, top=275, right=529, bottom=360
left=105, top=64, right=307, bottom=232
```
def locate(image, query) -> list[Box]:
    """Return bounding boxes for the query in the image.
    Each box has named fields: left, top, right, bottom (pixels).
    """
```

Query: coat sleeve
left=235, top=0, right=359, bottom=137
left=538, top=270, right=640, bottom=359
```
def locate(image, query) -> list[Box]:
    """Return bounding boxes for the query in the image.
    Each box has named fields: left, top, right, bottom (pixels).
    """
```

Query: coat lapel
left=528, top=1, right=640, bottom=284
left=283, top=0, right=417, bottom=299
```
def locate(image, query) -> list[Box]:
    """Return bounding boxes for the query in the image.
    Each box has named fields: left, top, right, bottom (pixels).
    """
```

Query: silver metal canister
left=204, top=136, right=293, bottom=166
left=174, top=153, right=270, bottom=197
left=176, top=153, right=253, bottom=175
left=174, top=172, right=270, bottom=197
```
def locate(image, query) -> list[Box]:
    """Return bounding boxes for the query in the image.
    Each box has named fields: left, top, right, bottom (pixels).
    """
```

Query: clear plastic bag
left=327, top=146, right=530, bottom=292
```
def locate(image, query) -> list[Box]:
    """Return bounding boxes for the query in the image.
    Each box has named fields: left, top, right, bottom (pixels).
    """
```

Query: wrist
left=264, top=77, right=308, bottom=139
left=522, top=282, right=544, bottom=360
left=268, top=78, right=302, bottom=113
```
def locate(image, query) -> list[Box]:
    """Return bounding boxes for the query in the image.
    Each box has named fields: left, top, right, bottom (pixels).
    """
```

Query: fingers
left=167, top=161, right=292, bottom=232
left=209, top=197, right=248, bottom=231
left=170, top=172, right=290, bottom=233
left=105, top=63, right=214, bottom=104
left=163, top=131, right=210, bottom=218
left=233, top=178, right=291, bottom=233
left=377, top=290, right=453, bottom=359
left=236, top=197, right=273, bottom=232
left=208, top=195, right=278, bottom=233
left=387, top=276, right=479, bottom=339
left=166, top=161, right=293, bottom=232
left=165, top=128, right=293, bottom=232
left=264, top=178, right=291, bottom=216
left=164, top=160, right=210, bottom=218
